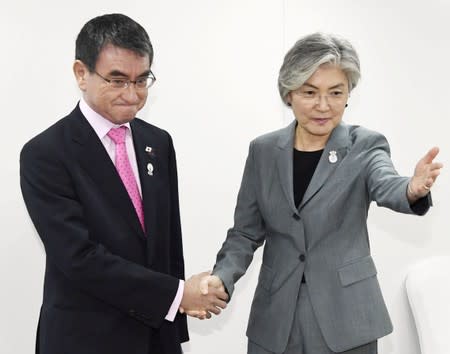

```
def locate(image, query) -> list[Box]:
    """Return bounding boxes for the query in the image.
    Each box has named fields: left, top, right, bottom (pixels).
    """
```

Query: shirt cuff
left=165, top=279, right=184, bottom=322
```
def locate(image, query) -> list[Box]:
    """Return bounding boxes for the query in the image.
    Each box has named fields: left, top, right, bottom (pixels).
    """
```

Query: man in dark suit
left=20, top=13, right=227, bottom=354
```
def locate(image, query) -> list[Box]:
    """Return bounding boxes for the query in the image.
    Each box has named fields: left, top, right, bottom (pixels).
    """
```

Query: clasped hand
left=179, top=272, right=227, bottom=320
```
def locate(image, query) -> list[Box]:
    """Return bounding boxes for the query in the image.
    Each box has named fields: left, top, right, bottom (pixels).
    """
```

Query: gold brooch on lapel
left=147, top=163, right=154, bottom=176
left=328, top=150, right=338, bottom=164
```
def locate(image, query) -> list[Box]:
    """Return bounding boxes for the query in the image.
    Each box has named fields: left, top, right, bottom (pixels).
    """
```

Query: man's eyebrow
left=107, top=69, right=151, bottom=77
left=137, top=70, right=151, bottom=78
left=107, top=70, right=128, bottom=77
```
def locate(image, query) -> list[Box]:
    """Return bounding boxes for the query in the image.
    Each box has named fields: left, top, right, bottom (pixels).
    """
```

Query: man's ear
left=73, top=60, right=89, bottom=91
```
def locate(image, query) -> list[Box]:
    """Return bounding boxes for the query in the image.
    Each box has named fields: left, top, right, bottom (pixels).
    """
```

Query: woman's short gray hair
left=278, top=32, right=360, bottom=105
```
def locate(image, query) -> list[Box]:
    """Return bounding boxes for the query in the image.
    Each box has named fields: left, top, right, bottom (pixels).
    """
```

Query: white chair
left=405, top=256, right=450, bottom=354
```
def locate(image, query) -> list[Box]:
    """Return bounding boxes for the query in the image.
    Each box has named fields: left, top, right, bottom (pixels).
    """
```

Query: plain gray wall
left=1, top=1, right=448, bottom=353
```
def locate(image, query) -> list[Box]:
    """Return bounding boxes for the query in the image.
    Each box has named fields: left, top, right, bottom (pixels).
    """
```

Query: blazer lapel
left=69, top=107, right=145, bottom=239
left=298, top=123, right=350, bottom=210
left=130, top=120, right=161, bottom=239
left=276, top=121, right=298, bottom=215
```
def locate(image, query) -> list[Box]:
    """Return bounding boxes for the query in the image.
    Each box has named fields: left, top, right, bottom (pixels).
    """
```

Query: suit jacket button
left=292, top=213, right=300, bottom=220
left=299, top=254, right=306, bottom=262
left=129, top=309, right=136, bottom=315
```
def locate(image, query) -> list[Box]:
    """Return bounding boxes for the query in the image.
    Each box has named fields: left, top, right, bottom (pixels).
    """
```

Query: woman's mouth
left=312, top=118, right=330, bottom=125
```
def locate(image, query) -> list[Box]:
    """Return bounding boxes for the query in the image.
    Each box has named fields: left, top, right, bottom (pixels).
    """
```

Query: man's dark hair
left=75, top=13, right=153, bottom=72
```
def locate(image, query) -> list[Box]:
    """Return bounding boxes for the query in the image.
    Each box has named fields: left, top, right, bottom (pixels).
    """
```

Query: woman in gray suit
left=192, top=33, right=442, bottom=354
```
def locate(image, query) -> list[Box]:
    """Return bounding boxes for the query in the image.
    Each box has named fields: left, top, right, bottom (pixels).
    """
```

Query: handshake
left=179, top=272, right=228, bottom=320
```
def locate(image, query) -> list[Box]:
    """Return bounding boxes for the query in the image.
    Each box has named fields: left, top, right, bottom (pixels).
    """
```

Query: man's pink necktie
left=107, top=126, right=145, bottom=231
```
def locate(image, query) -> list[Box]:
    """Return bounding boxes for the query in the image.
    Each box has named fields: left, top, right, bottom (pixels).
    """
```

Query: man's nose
left=121, top=84, right=141, bottom=103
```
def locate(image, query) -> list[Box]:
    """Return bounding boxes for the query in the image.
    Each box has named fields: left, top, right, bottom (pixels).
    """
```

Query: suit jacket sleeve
left=20, top=134, right=180, bottom=329
left=168, top=134, right=186, bottom=282
left=364, top=132, right=432, bottom=215
left=212, top=141, right=266, bottom=297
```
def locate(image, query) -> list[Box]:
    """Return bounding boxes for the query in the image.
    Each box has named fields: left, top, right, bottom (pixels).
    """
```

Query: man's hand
left=199, top=274, right=225, bottom=295
left=179, top=272, right=228, bottom=320
left=408, top=147, right=443, bottom=202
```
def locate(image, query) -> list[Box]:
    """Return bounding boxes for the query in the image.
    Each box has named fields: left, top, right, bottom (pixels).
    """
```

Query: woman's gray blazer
left=213, top=121, right=431, bottom=353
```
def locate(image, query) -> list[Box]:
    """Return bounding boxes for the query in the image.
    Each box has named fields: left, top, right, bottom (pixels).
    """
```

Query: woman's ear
left=286, top=93, right=292, bottom=107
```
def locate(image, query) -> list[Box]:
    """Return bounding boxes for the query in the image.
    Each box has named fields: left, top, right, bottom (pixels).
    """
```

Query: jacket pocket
left=338, top=255, right=377, bottom=287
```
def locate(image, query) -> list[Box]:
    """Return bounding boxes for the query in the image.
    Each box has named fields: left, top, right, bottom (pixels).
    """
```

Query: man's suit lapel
left=70, top=106, right=145, bottom=239
left=298, top=123, right=349, bottom=210
left=130, top=119, right=161, bottom=240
